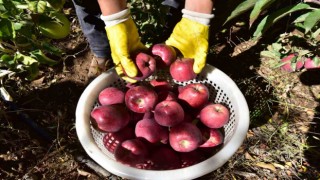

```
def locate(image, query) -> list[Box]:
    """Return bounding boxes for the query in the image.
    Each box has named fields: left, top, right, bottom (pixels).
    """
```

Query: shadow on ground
left=1, top=80, right=101, bottom=178
left=299, top=70, right=320, bottom=172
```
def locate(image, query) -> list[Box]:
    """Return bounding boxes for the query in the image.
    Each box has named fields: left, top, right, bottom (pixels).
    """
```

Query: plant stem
left=0, top=44, right=15, bottom=54
left=15, top=4, right=29, bottom=9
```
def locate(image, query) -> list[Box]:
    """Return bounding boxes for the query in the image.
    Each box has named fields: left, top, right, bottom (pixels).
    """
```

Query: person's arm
left=97, top=0, right=146, bottom=83
left=165, top=0, right=215, bottom=74
left=97, top=0, right=127, bottom=15
left=184, top=0, right=214, bottom=14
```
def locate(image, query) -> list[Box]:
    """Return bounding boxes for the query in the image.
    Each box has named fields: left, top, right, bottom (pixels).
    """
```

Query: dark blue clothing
left=162, top=0, right=183, bottom=9
left=72, top=0, right=111, bottom=58
left=72, top=0, right=183, bottom=58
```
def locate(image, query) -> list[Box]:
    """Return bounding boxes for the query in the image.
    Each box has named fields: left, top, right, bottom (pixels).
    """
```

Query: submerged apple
left=103, top=126, right=135, bottom=153
left=150, top=146, right=181, bottom=170
left=179, top=149, right=207, bottom=168
left=114, top=138, right=150, bottom=167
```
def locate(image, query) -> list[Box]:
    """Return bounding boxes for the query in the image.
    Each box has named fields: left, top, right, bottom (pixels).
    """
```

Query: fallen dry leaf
left=306, top=109, right=315, bottom=117
left=31, top=76, right=45, bottom=86
left=245, top=152, right=255, bottom=160
left=273, top=163, right=285, bottom=169
left=247, top=130, right=255, bottom=138
left=298, top=125, right=309, bottom=133
left=285, top=162, right=292, bottom=167
left=298, top=165, right=307, bottom=173
left=286, top=170, right=292, bottom=176
left=256, top=162, right=277, bottom=172
left=234, top=171, right=258, bottom=178
left=237, top=145, right=245, bottom=153
left=77, top=168, right=92, bottom=177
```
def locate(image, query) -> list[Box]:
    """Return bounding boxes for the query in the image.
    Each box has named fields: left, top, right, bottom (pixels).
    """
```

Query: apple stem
left=215, top=107, right=221, bottom=112
left=180, top=140, right=190, bottom=148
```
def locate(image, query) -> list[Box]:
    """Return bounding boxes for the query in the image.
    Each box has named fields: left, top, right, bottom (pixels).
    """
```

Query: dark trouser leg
left=162, top=0, right=184, bottom=9
left=162, top=0, right=185, bottom=33
left=72, top=0, right=111, bottom=59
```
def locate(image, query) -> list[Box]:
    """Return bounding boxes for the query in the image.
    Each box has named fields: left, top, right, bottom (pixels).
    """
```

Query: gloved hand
left=101, top=9, right=146, bottom=83
left=166, top=9, right=214, bottom=74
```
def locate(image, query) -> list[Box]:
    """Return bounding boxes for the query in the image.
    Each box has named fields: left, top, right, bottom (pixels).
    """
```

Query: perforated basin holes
left=89, top=71, right=237, bottom=159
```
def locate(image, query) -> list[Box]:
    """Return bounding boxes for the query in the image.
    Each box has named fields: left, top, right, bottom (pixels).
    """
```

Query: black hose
left=3, top=99, right=111, bottom=177
left=4, top=100, right=54, bottom=142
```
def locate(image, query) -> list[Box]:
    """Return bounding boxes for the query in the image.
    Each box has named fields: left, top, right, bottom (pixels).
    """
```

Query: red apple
left=199, top=103, right=230, bottom=128
left=90, top=104, right=130, bottom=132
left=114, top=138, right=150, bottom=167
left=199, top=127, right=224, bottom=148
left=177, top=85, right=186, bottom=93
left=170, top=58, right=197, bottom=82
left=149, top=79, right=173, bottom=92
left=142, top=111, right=154, bottom=119
left=133, top=52, right=156, bottom=80
left=98, top=87, right=125, bottom=106
left=125, top=85, right=158, bottom=113
left=157, top=91, right=177, bottom=102
left=169, top=122, right=203, bottom=152
left=151, top=43, right=176, bottom=68
left=135, top=160, right=154, bottom=170
left=304, top=56, right=320, bottom=69
left=198, top=146, right=221, bottom=157
left=135, top=118, right=169, bottom=144
left=150, top=146, right=181, bottom=170
left=154, top=100, right=184, bottom=127
left=280, top=53, right=304, bottom=72
left=178, top=83, right=209, bottom=109
left=183, top=112, right=196, bottom=123
left=103, top=126, right=135, bottom=153
left=179, top=149, right=207, bottom=168
left=128, top=111, right=144, bottom=126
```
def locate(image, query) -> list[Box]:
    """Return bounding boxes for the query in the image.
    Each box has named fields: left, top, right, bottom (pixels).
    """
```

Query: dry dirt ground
left=1, top=5, right=320, bottom=180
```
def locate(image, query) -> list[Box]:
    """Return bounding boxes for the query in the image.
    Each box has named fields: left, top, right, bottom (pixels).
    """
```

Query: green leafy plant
left=293, top=9, right=320, bottom=55
left=260, top=9, right=320, bottom=71
left=128, top=0, right=170, bottom=46
left=225, top=0, right=320, bottom=71
left=224, top=0, right=320, bottom=41
left=260, top=32, right=313, bottom=70
left=0, top=0, right=69, bottom=80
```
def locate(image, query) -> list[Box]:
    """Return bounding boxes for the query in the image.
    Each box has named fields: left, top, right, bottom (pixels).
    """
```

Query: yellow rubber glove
left=166, top=18, right=210, bottom=74
left=105, top=17, right=146, bottom=83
